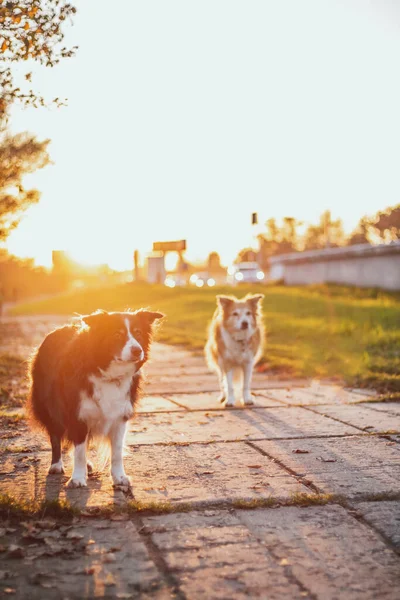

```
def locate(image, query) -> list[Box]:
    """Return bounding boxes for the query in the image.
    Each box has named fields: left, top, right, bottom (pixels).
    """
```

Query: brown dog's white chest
left=220, top=327, right=256, bottom=365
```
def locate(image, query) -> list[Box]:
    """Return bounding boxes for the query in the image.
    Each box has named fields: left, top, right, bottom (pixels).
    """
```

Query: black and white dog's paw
left=48, top=460, right=65, bottom=474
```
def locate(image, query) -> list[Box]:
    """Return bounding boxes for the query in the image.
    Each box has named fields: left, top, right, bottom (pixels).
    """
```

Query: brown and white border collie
left=28, top=309, right=163, bottom=488
left=205, top=294, right=264, bottom=407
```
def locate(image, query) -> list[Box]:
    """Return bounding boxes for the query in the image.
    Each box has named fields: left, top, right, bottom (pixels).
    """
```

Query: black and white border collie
left=28, top=309, right=164, bottom=488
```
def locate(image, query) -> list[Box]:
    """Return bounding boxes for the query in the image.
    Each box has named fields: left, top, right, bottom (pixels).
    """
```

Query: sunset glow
left=4, top=0, right=400, bottom=270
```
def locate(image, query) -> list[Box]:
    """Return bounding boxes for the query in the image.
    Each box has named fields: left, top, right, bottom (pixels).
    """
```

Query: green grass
left=10, top=281, right=400, bottom=392
left=0, top=494, right=78, bottom=521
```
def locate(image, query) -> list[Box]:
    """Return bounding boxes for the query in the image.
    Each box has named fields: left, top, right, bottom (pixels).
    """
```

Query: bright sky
left=6, top=0, right=400, bottom=270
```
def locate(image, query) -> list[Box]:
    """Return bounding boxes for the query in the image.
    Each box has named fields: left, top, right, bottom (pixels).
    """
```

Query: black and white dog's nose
left=241, top=321, right=249, bottom=330
left=130, top=347, right=143, bottom=361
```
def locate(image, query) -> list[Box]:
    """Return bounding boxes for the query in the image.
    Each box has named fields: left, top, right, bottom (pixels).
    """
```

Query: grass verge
left=10, top=281, right=400, bottom=392
left=0, top=494, right=78, bottom=521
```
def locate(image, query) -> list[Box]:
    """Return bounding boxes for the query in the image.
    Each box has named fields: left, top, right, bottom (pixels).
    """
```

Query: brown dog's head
left=216, top=294, right=264, bottom=340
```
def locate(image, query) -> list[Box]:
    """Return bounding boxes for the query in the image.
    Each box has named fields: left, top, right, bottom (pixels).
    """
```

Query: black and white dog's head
left=80, top=309, right=164, bottom=372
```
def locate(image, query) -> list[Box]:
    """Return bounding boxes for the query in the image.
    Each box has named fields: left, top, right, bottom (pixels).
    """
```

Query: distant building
left=268, top=242, right=400, bottom=290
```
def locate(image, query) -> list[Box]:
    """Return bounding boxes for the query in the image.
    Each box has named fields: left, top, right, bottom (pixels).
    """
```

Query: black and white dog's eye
left=232, top=311, right=239, bottom=316
left=246, top=311, right=251, bottom=316
left=134, top=328, right=142, bottom=337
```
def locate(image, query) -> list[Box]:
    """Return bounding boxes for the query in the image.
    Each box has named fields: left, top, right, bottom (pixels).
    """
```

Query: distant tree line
left=236, top=205, right=400, bottom=268
left=0, top=250, right=67, bottom=301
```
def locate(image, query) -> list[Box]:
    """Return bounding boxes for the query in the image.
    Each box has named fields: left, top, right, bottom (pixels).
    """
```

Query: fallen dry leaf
left=102, top=553, right=117, bottom=563
left=247, top=465, right=262, bottom=469
left=316, top=457, right=337, bottom=463
left=66, top=531, right=84, bottom=541
left=110, top=514, right=128, bottom=522
left=292, top=449, right=309, bottom=454
left=35, top=520, right=56, bottom=530
left=104, top=572, right=116, bottom=586
left=8, top=545, right=25, bottom=559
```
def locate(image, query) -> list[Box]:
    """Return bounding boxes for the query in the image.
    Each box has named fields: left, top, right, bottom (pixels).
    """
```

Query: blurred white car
left=228, top=262, right=265, bottom=285
left=189, top=273, right=216, bottom=287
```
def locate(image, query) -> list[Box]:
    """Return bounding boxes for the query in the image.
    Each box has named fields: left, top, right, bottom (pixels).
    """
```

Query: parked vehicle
left=189, top=272, right=217, bottom=287
left=227, top=262, right=265, bottom=285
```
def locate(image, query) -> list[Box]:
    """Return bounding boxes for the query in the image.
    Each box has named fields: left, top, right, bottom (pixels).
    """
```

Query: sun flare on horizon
left=3, top=0, right=400, bottom=274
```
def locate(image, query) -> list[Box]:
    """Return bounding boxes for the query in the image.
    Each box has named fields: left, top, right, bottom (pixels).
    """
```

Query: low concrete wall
left=268, top=242, right=400, bottom=290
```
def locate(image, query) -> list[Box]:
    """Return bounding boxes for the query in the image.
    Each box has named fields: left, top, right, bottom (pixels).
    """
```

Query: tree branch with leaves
left=0, top=0, right=77, bottom=118
left=0, top=0, right=76, bottom=243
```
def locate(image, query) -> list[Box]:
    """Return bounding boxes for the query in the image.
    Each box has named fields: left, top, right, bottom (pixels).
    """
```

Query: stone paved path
left=0, top=316, right=399, bottom=599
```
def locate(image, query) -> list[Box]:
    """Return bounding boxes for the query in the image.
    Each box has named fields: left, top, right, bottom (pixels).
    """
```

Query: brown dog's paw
left=67, top=477, right=87, bottom=488
left=243, top=394, right=254, bottom=406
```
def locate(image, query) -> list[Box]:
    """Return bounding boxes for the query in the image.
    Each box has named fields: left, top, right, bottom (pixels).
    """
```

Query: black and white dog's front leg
left=68, top=438, right=88, bottom=487
left=242, top=360, right=255, bottom=405
left=109, top=420, right=131, bottom=487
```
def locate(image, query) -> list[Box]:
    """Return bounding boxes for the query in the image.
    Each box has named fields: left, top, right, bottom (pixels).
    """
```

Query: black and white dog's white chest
left=78, top=364, right=138, bottom=436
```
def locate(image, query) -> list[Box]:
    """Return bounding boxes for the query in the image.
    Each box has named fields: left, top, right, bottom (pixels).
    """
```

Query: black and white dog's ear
left=216, top=295, right=234, bottom=311
left=81, top=309, right=108, bottom=327
left=134, top=310, right=165, bottom=324
left=145, top=311, right=165, bottom=323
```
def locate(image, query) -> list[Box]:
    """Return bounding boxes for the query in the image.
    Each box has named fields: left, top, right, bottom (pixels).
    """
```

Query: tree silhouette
left=0, top=132, right=49, bottom=240
left=373, top=204, right=400, bottom=241
left=303, top=211, right=345, bottom=250
left=0, top=1, right=77, bottom=242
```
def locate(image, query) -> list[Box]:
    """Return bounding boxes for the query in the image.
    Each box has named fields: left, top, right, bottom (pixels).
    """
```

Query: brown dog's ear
left=245, top=294, right=264, bottom=310
left=134, top=310, right=165, bottom=324
left=217, top=295, right=234, bottom=311
left=81, top=309, right=108, bottom=327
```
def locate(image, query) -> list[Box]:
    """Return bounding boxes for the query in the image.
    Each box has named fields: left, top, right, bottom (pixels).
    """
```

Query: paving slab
left=126, top=406, right=360, bottom=445
left=260, top=384, right=378, bottom=406
left=356, top=500, right=400, bottom=549
left=361, top=402, right=400, bottom=416
left=125, top=442, right=309, bottom=505
left=238, top=504, right=400, bottom=600
left=0, top=422, right=46, bottom=452
left=0, top=451, right=130, bottom=509
left=252, top=436, right=400, bottom=498
left=0, top=443, right=309, bottom=509
left=0, top=316, right=69, bottom=359
left=144, top=506, right=400, bottom=600
left=166, top=391, right=285, bottom=411
left=145, top=510, right=303, bottom=599
left=145, top=343, right=288, bottom=394
left=0, top=519, right=171, bottom=599
left=311, top=404, right=400, bottom=433
left=0, top=453, right=37, bottom=500
left=136, top=395, right=185, bottom=413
